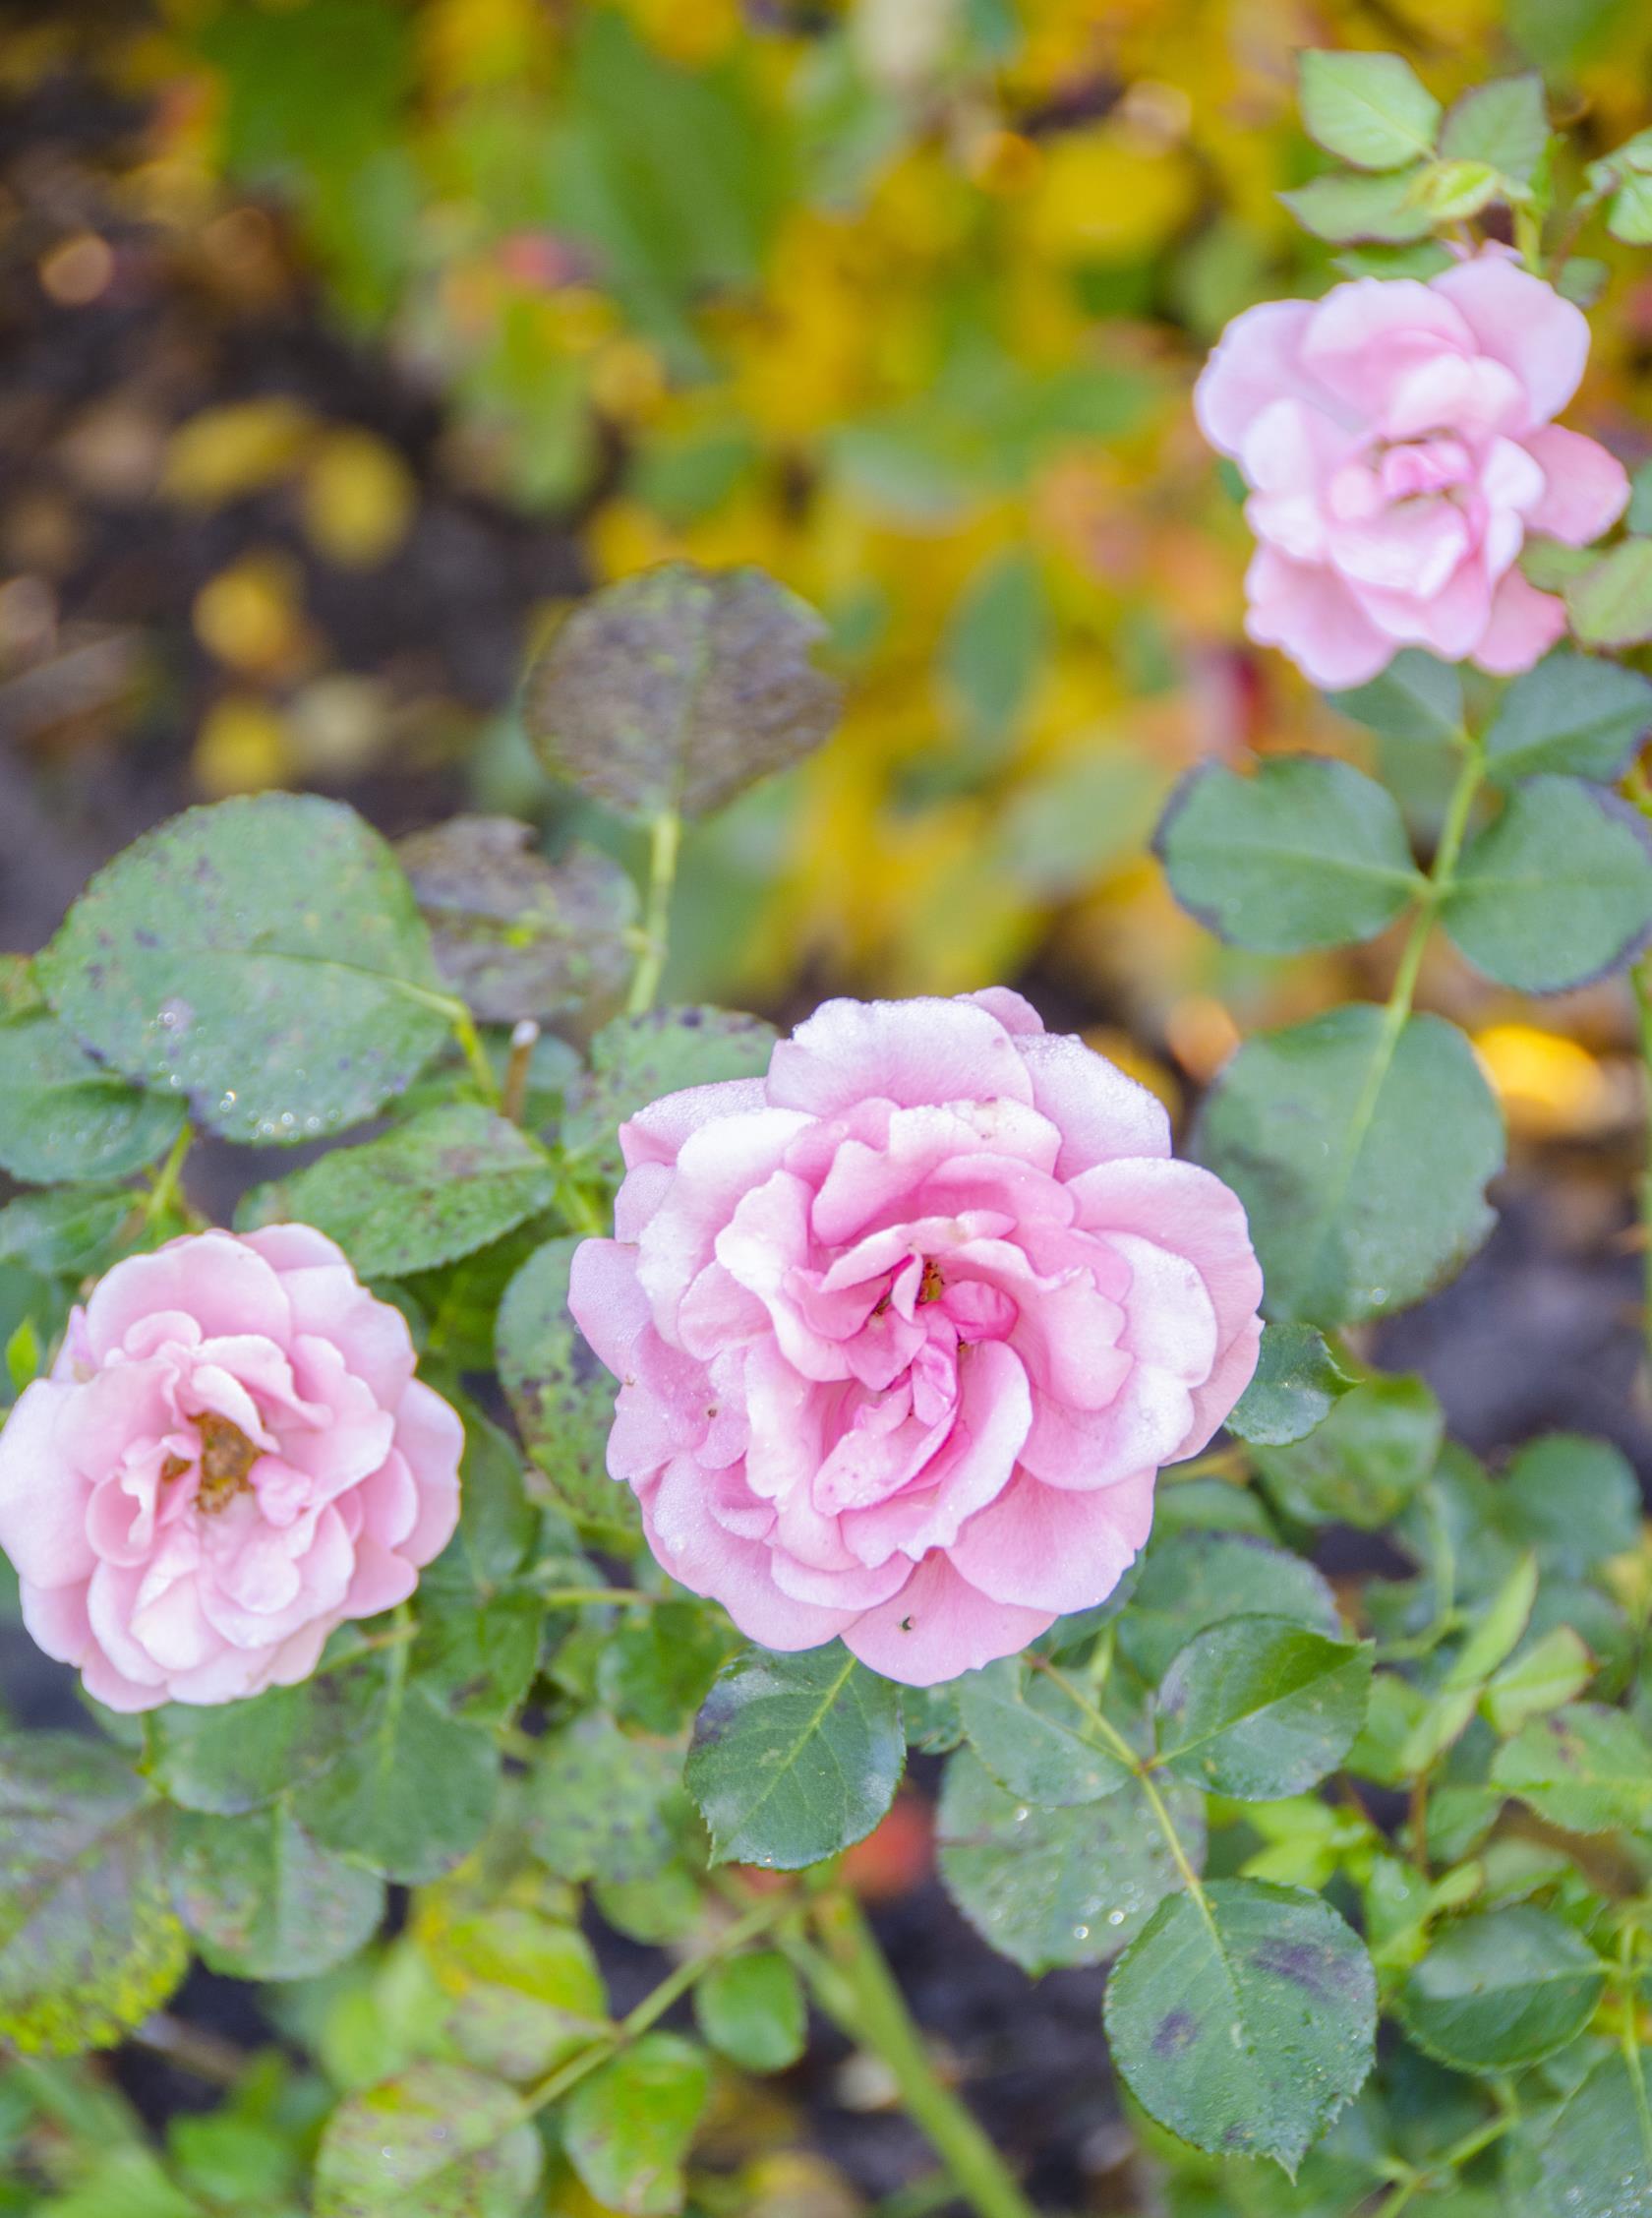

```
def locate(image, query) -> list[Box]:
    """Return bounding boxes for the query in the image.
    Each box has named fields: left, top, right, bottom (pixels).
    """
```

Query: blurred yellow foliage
left=300, top=430, right=417, bottom=569
left=192, top=553, right=308, bottom=675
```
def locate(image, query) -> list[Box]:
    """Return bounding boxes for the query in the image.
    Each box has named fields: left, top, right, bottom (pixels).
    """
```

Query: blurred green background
left=5, top=0, right=1652, bottom=1148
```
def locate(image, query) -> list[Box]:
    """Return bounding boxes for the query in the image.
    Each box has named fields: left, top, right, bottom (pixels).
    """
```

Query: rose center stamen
left=192, top=1411, right=261, bottom=1512
left=917, top=1258, right=945, bottom=1305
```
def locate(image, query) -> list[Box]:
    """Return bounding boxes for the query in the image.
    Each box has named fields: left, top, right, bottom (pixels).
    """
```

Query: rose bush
left=569, top=989, right=1262, bottom=1683
left=0, top=1227, right=460, bottom=1709
left=1196, top=246, right=1629, bottom=687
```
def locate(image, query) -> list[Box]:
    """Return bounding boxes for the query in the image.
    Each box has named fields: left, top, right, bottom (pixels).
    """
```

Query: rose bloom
left=569, top=991, right=1263, bottom=1685
left=0, top=1228, right=461, bottom=1710
left=1196, top=246, right=1628, bottom=689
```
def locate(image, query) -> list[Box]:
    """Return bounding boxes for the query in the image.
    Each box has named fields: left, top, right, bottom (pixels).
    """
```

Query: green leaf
left=294, top=1669, right=500, bottom=1884
left=1439, top=74, right=1549, bottom=183
left=1498, top=1433, right=1642, bottom=1578
left=37, top=795, right=451, bottom=1146
left=530, top=1713, right=685, bottom=1885
left=1195, top=1006, right=1503, bottom=1327
left=0, top=1186, right=137, bottom=1277
left=1564, top=538, right=1652, bottom=649
left=394, top=818, right=637, bottom=1026
left=1154, top=1616, right=1372, bottom=1797
left=1254, top=1374, right=1444, bottom=1529
left=563, top=1005, right=778, bottom=1189
left=419, top=1904, right=609, bottom=2082
left=1409, top=158, right=1502, bottom=221
left=1328, top=650, right=1462, bottom=745
left=170, top=1803, right=384, bottom=1981
left=1299, top=52, right=1443, bottom=168
left=1279, top=168, right=1436, bottom=244
left=596, top=1602, right=736, bottom=1736
left=1443, top=778, right=1652, bottom=992
left=313, top=2061, right=542, bottom=2218
left=1117, top=1529, right=1341, bottom=1686
left=1609, top=172, right=1652, bottom=245
left=1397, top=1905, right=1604, bottom=2071
left=145, top=1672, right=362, bottom=1815
left=956, top=1657, right=1134, bottom=1807
left=1226, top=1323, right=1354, bottom=1448
left=1104, top=1880, right=1377, bottom=2174
left=1156, top=756, right=1418, bottom=953
left=524, top=563, right=840, bottom=820
left=936, top=1747, right=1202, bottom=1974
left=1482, top=653, right=1652, bottom=785
left=1483, top=1627, right=1594, bottom=1736
left=1534, top=2053, right=1652, bottom=2218
left=412, top=1419, right=546, bottom=1727
left=1444, top=1551, right=1539, bottom=1691
left=241, top=1106, right=556, bottom=1281
left=686, top=1643, right=904, bottom=1871
left=692, top=1950, right=806, bottom=2073
left=940, top=550, right=1049, bottom=756
left=0, top=1009, right=184, bottom=1186
left=1492, top=1704, right=1652, bottom=1833
left=563, top=2032, right=710, bottom=2218
left=0, top=1732, right=188, bottom=2055
left=496, top=1234, right=636, bottom=1544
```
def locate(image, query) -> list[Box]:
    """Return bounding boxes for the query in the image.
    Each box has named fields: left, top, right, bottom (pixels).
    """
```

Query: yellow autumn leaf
left=192, top=554, right=307, bottom=674
left=162, top=397, right=314, bottom=507
left=193, top=694, right=289, bottom=796
left=300, top=430, right=417, bottom=569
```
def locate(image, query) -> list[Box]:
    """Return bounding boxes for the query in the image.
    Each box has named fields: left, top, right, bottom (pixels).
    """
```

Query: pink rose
left=568, top=991, right=1263, bottom=1686
left=1196, top=248, right=1628, bottom=689
left=0, top=1228, right=462, bottom=1710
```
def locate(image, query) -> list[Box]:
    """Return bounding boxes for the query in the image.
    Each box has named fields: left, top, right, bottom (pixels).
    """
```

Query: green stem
left=519, top=1890, right=795, bottom=2119
left=451, top=1005, right=502, bottom=1107
left=804, top=1890, right=1040, bottom=2218
left=627, top=809, right=682, bottom=1016
left=1618, top=1928, right=1652, bottom=2176
left=1031, top=1657, right=1214, bottom=1925
left=1511, top=199, right=1544, bottom=273
left=143, top=1123, right=194, bottom=1225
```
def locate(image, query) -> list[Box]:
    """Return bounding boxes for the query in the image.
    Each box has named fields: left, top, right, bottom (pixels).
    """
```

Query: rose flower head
left=1196, top=246, right=1628, bottom=689
left=569, top=991, right=1263, bottom=1686
left=0, top=1228, right=461, bottom=1710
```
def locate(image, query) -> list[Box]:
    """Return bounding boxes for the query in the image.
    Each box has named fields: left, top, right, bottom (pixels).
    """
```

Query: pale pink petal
left=1175, top=1312, right=1265, bottom=1464
left=639, top=1459, right=857, bottom=1649
left=19, top=1577, right=91, bottom=1664
left=1381, top=352, right=1524, bottom=440
left=1352, top=552, right=1493, bottom=663
left=1069, top=1158, right=1264, bottom=1349
left=1300, top=278, right=1477, bottom=422
left=949, top=1468, right=1155, bottom=1613
left=1194, top=299, right=1324, bottom=452
left=1244, top=547, right=1395, bottom=689
left=620, top=1076, right=771, bottom=1170
left=568, top=1237, right=651, bottom=1379
left=843, top=1553, right=1053, bottom=1686
left=1523, top=425, right=1630, bottom=546
left=1009, top=1032, right=1170, bottom=1174
left=84, top=1231, right=291, bottom=1358
left=1473, top=569, right=1569, bottom=674
left=80, top=1644, right=169, bottom=1712
left=963, top=987, right=1044, bottom=1035
left=0, top=1380, right=93, bottom=1587
left=1431, top=249, right=1590, bottom=426
left=767, top=998, right=1035, bottom=1118
left=389, top=1381, right=462, bottom=1564
left=343, top=1535, right=419, bottom=1618
left=635, top=1110, right=814, bottom=1334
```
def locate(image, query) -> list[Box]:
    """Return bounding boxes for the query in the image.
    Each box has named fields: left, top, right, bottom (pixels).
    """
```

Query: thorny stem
left=802, top=1890, right=1041, bottom=2218
left=627, top=809, right=682, bottom=1016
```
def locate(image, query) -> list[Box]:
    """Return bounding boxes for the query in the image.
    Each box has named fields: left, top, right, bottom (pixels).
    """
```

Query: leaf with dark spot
left=524, top=563, right=841, bottom=820
left=395, top=816, right=637, bottom=1026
